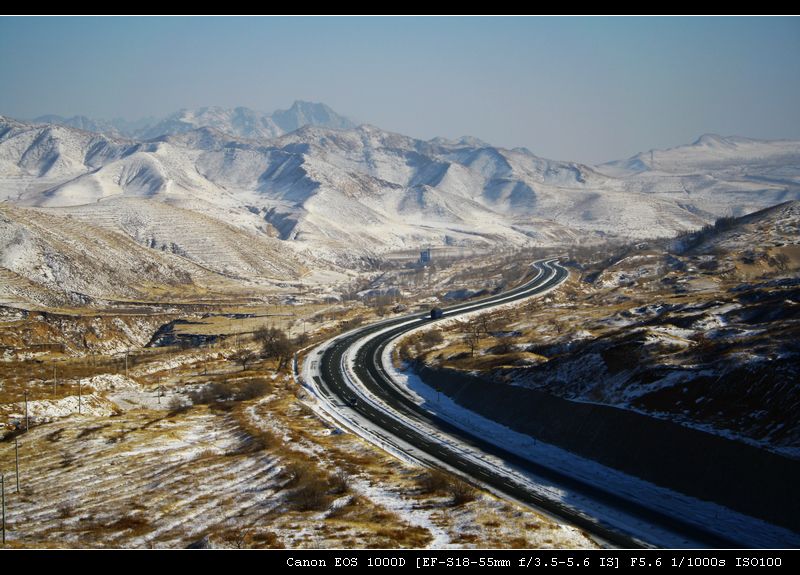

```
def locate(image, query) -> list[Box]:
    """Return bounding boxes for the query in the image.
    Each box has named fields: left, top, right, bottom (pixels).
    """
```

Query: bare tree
left=294, top=331, right=309, bottom=347
left=256, top=327, right=292, bottom=371
left=548, top=319, right=563, bottom=335
left=478, top=314, right=495, bottom=336
left=231, top=349, right=257, bottom=371
left=464, top=330, right=480, bottom=358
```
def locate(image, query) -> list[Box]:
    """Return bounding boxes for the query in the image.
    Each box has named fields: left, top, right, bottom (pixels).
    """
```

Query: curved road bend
left=305, top=259, right=742, bottom=548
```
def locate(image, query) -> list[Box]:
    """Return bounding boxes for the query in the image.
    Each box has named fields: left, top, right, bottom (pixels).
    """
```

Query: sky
left=1, top=16, right=799, bottom=164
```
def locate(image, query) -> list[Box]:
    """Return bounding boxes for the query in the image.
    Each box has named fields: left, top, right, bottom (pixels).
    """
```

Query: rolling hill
left=2, top=104, right=799, bottom=307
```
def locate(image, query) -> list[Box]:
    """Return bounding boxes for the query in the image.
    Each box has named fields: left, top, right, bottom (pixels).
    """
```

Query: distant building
left=419, top=247, right=432, bottom=264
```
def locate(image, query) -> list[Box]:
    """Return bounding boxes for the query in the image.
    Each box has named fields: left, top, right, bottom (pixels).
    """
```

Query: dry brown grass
left=106, top=515, right=152, bottom=536
left=448, top=478, right=478, bottom=506
left=415, top=469, right=451, bottom=494
left=230, top=403, right=278, bottom=452
left=291, top=477, right=331, bottom=512
left=251, top=530, right=284, bottom=548
left=0, top=292, right=596, bottom=550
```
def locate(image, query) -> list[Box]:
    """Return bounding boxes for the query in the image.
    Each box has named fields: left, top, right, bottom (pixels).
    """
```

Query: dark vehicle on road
left=430, top=307, right=444, bottom=319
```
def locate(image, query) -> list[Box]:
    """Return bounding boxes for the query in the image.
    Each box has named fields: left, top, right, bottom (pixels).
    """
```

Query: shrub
left=340, top=316, right=365, bottom=331
left=448, top=478, right=477, bottom=506
left=189, top=382, right=232, bottom=404
left=251, top=531, right=283, bottom=548
left=282, top=461, right=332, bottom=511
left=283, top=461, right=313, bottom=487
left=328, top=469, right=351, bottom=495
left=58, top=503, right=74, bottom=518
left=227, top=430, right=275, bottom=455
left=697, top=258, right=719, bottom=271
left=107, top=515, right=151, bottom=533
left=416, top=469, right=450, bottom=494
left=60, top=450, right=76, bottom=468
left=398, top=342, right=414, bottom=361
left=292, top=478, right=330, bottom=511
left=235, top=379, right=271, bottom=401
left=420, top=330, right=444, bottom=347
left=489, top=340, right=514, bottom=355
left=167, top=395, right=188, bottom=413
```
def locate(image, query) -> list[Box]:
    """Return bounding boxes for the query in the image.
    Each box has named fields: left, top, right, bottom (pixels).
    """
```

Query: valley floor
left=2, top=203, right=798, bottom=548
left=0, top=340, right=593, bottom=548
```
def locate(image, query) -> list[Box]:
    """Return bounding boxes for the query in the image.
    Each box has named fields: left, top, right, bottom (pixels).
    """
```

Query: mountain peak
left=692, top=134, right=732, bottom=148
left=272, top=101, right=356, bottom=133
left=428, top=135, right=490, bottom=148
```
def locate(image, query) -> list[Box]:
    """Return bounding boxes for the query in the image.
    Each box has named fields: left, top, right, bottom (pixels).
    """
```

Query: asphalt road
left=308, top=259, right=743, bottom=548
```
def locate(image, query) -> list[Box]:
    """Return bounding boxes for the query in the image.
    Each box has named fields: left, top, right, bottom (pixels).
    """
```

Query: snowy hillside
left=1, top=114, right=704, bottom=263
left=0, top=202, right=198, bottom=305
left=600, top=134, right=800, bottom=176
left=2, top=108, right=800, bottom=306
left=598, top=135, right=800, bottom=219
left=0, top=200, right=308, bottom=309
left=681, top=200, right=800, bottom=255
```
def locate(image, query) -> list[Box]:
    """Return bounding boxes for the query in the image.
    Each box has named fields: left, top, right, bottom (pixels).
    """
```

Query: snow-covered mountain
left=271, top=101, right=356, bottom=133
left=32, top=115, right=156, bottom=140
left=2, top=109, right=799, bottom=306
left=598, top=134, right=800, bottom=219
left=32, top=115, right=124, bottom=139
left=33, top=101, right=356, bottom=142
left=600, top=134, right=800, bottom=176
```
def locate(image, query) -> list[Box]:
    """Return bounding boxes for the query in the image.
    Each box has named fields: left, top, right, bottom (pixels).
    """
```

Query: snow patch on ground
left=81, top=373, right=140, bottom=392
left=1, top=393, right=116, bottom=426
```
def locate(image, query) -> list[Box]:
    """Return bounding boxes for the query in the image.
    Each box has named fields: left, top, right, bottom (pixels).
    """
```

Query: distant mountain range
left=1, top=101, right=799, bottom=307
left=32, top=101, right=356, bottom=141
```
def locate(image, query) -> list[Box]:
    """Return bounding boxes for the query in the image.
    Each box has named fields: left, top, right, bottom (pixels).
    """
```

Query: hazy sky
left=1, top=17, right=799, bottom=164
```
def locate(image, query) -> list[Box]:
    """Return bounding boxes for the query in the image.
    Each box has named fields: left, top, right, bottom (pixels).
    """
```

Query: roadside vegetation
left=0, top=247, right=599, bottom=548
left=396, top=204, right=800, bottom=454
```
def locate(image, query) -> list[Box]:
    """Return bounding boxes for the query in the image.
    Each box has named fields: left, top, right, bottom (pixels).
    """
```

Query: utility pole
left=14, top=435, right=20, bottom=493
left=1, top=473, right=5, bottom=545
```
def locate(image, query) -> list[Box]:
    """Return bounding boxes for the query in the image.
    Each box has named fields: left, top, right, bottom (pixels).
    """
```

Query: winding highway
left=302, top=259, right=744, bottom=548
